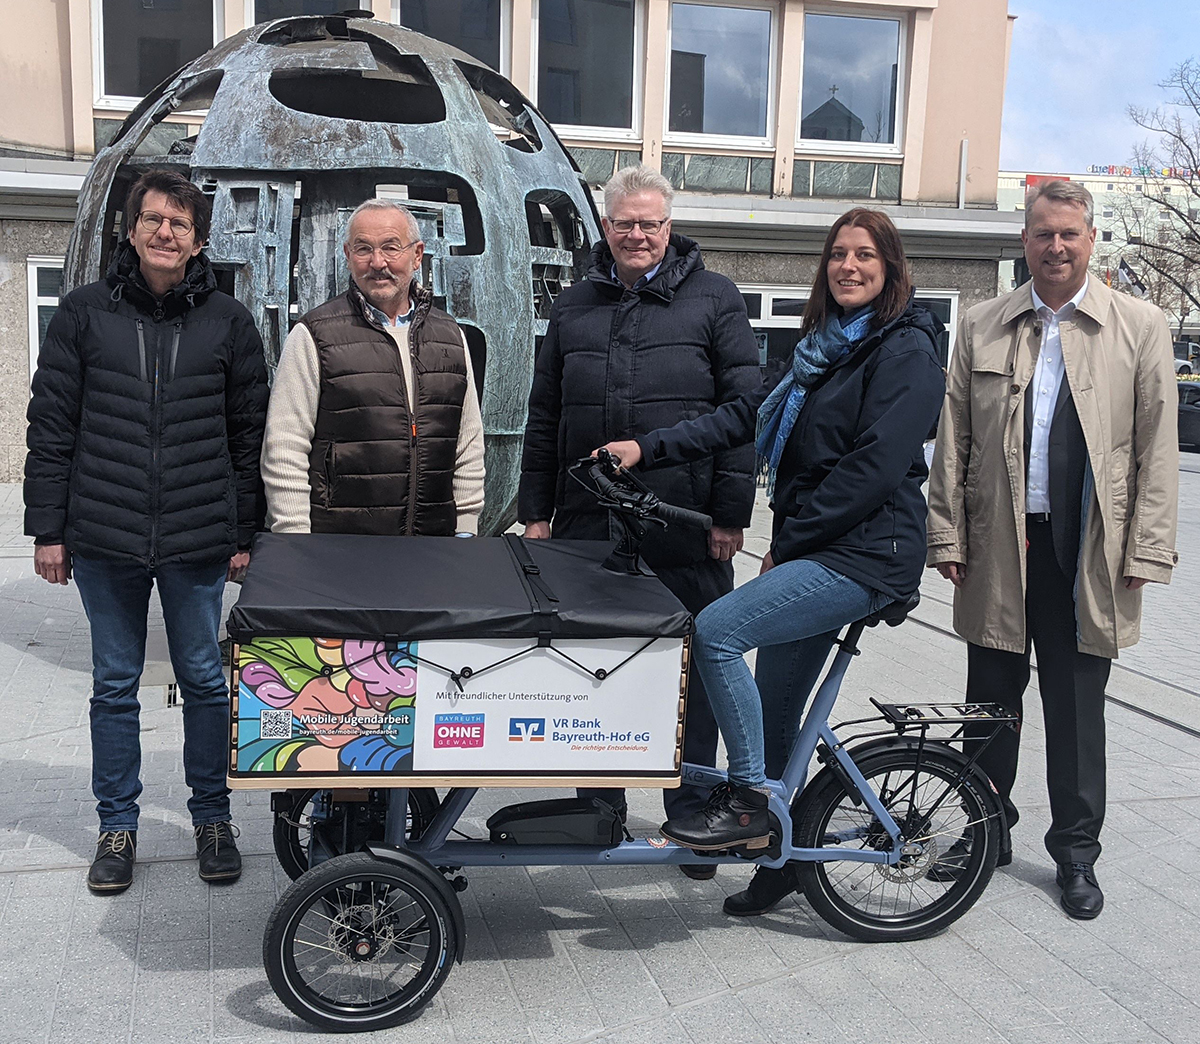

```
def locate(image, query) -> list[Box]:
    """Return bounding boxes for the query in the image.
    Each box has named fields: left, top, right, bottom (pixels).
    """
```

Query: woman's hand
left=759, top=550, right=775, bottom=575
left=594, top=440, right=642, bottom=470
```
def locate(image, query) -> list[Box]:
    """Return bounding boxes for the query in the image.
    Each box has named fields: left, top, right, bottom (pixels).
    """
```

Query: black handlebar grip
left=654, top=501, right=713, bottom=531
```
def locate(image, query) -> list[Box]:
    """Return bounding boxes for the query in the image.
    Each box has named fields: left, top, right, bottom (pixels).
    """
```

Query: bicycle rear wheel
left=795, top=743, right=1000, bottom=942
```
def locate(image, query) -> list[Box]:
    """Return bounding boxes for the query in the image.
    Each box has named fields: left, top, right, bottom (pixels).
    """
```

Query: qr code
left=260, top=709, right=293, bottom=740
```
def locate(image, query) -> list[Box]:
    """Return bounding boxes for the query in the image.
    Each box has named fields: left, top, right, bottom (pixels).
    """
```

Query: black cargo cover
left=227, top=533, right=693, bottom=641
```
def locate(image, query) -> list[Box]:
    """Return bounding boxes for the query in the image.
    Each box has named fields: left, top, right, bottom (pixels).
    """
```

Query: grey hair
left=346, top=198, right=421, bottom=242
left=1024, top=179, right=1094, bottom=229
left=603, top=164, right=674, bottom=218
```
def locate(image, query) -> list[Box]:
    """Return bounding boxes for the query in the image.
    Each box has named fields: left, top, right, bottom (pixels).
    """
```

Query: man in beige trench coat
left=926, top=178, right=1178, bottom=920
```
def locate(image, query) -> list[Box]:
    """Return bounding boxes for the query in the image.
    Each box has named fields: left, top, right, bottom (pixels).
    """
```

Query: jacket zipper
left=149, top=314, right=164, bottom=568
left=404, top=313, right=421, bottom=536
left=168, top=323, right=181, bottom=382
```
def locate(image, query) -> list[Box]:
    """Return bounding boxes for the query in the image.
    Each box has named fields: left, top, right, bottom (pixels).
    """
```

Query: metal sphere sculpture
left=65, top=11, right=601, bottom=535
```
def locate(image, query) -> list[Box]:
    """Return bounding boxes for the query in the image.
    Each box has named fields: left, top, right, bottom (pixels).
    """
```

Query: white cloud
left=1000, top=3, right=1190, bottom=173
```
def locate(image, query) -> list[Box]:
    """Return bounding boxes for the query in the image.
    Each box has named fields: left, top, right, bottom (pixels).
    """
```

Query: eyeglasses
left=349, top=239, right=419, bottom=261
left=607, top=218, right=668, bottom=235
left=137, top=212, right=195, bottom=237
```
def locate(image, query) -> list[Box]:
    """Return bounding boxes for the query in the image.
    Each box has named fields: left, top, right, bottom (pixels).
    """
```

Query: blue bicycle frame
left=378, top=616, right=904, bottom=871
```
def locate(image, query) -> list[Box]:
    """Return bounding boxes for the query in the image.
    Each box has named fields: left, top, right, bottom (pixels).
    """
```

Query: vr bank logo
left=509, top=717, right=546, bottom=742
left=433, top=713, right=485, bottom=749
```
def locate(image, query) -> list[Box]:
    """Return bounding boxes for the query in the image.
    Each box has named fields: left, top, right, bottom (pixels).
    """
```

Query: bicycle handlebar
left=569, top=452, right=712, bottom=532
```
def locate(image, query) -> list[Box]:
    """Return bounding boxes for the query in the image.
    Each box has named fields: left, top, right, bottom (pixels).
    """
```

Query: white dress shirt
left=1026, top=278, right=1088, bottom=513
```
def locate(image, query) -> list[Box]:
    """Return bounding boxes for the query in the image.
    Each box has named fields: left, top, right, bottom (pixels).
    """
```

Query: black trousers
left=965, top=520, right=1111, bottom=865
left=580, top=556, right=733, bottom=820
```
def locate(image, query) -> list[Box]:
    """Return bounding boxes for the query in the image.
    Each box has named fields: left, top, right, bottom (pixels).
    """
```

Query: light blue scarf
left=755, top=308, right=874, bottom=496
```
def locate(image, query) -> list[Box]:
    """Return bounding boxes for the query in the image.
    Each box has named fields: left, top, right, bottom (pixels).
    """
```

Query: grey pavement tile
left=673, top=993, right=773, bottom=1044
left=736, top=977, right=849, bottom=1043
left=1068, top=997, right=1179, bottom=1044
left=582, top=1014, right=695, bottom=1044
left=622, top=914, right=724, bottom=1005
left=671, top=902, right=789, bottom=984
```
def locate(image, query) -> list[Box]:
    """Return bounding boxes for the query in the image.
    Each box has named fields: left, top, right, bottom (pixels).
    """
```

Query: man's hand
left=34, top=544, right=71, bottom=585
left=523, top=521, right=551, bottom=540
left=594, top=441, right=642, bottom=470
left=759, top=550, right=775, bottom=575
left=936, top=562, right=967, bottom=587
left=708, top=525, right=744, bottom=562
left=1124, top=576, right=1150, bottom=591
left=228, top=551, right=250, bottom=582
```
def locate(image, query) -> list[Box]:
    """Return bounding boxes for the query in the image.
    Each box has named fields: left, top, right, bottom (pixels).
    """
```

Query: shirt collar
left=611, top=260, right=663, bottom=290
left=364, top=299, right=415, bottom=327
left=1031, top=275, right=1089, bottom=320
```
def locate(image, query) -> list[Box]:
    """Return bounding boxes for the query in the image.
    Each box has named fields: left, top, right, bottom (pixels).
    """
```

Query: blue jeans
left=73, top=555, right=233, bottom=831
left=692, top=559, right=889, bottom=788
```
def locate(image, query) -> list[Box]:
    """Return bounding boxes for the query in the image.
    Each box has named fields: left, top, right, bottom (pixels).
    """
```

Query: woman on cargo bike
left=601, top=207, right=947, bottom=914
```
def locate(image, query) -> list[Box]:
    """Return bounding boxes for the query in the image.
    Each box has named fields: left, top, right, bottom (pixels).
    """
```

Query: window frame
left=392, top=0, right=513, bottom=78
left=795, top=4, right=907, bottom=159
left=662, top=0, right=780, bottom=151
left=94, top=0, right=225, bottom=110
left=27, top=257, right=65, bottom=393
left=531, top=0, right=645, bottom=142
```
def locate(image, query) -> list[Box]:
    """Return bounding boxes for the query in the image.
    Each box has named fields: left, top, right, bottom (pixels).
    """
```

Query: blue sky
left=1000, top=0, right=1200, bottom=174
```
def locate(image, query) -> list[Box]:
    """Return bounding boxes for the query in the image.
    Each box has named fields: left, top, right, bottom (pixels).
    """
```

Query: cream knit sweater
left=261, top=320, right=486, bottom=534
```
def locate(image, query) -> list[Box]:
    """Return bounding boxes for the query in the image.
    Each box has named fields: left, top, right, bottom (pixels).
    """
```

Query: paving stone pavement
left=1, top=472, right=1198, bottom=1044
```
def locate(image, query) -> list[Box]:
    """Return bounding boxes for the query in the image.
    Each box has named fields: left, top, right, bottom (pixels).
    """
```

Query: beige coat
left=926, top=279, right=1178, bottom=659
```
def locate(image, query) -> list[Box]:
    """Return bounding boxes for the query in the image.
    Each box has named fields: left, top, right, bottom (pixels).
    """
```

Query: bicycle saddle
left=863, top=593, right=920, bottom=628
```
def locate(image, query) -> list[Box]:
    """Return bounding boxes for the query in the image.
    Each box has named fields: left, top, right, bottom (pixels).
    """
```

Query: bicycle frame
left=375, top=616, right=907, bottom=871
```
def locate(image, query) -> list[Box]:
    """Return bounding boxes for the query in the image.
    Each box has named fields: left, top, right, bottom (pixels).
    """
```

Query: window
left=537, top=0, right=636, bottom=131
left=668, top=2, right=773, bottom=141
left=99, top=0, right=215, bottom=100
left=1103, top=207, right=1113, bottom=218
left=799, top=12, right=902, bottom=149
left=1101, top=230, right=1112, bottom=242
left=399, top=0, right=503, bottom=72
left=1107, top=183, right=1114, bottom=191
left=255, top=0, right=347, bottom=20
left=27, top=259, right=64, bottom=390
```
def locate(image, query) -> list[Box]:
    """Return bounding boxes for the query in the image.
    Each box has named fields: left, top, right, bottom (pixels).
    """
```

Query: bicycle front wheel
left=795, top=743, right=1000, bottom=942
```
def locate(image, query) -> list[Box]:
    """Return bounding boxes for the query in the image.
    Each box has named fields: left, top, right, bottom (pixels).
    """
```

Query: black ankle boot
left=661, top=783, right=773, bottom=851
left=723, top=863, right=798, bottom=916
left=88, top=830, right=136, bottom=894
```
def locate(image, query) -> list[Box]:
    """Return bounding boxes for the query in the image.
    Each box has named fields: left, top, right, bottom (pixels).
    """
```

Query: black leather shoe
left=87, top=830, right=136, bottom=894
left=661, top=783, right=773, bottom=851
left=679, top=863, right=717, bottom=881
left=195, top=822, right=242, bottom=883
left=723, top=864, right=798, bottom=916
left=925, top=831, right=1012, bottom=882
left=1056, top=862, right=1103, bottom=919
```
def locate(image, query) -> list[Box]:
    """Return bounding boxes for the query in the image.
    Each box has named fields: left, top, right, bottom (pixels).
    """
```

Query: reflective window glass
left=101, top=0, right=213, bottom=98
left=255, top=0, right=345, bottom=19
left=401, top=0, right=501, bottom=71
left=669, top=3, right=771, bottom=138
left=800, top=13, right=900, bottom=145
left=538, top=0, right=635, bottom=128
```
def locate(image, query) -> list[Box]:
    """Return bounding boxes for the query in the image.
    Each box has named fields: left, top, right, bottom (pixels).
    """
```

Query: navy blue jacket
left=636, top=299, right=945, bottom=600
left=24, top=244, right=268, bottom=566
left=518, top=234, right=761, bottom=568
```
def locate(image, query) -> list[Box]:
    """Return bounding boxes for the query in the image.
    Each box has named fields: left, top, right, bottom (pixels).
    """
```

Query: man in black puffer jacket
left=24, top=170, right=267, bottom=895
left=519, top=165, right=761, bottom=876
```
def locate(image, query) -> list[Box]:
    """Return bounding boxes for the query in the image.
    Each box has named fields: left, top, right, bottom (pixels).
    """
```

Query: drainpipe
left=958, top=138, right=969, bottom=209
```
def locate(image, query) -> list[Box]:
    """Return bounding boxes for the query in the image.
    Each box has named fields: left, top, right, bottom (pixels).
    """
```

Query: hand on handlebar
left=592, top=440, right=642, bottom=470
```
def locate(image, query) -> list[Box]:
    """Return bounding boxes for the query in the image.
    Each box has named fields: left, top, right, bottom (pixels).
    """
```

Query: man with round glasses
left=262, top=198, right=484, bottom=537
left=519, top=165, right=760, bottom=875
left=25, top=169, right=268, bottom=894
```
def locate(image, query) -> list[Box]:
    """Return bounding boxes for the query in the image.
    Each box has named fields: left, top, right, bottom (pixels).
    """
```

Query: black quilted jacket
left=518, top=234, right=761, bottom=568
left=24, top=243, right=268, bottom=566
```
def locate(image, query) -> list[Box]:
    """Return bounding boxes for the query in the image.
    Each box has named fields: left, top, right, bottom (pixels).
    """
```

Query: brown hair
left=124, top=169, right=211, bottom=244
left=801, top=208, right=912, bottom=336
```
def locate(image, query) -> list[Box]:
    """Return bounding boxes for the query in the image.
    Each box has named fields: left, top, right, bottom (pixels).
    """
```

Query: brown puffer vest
left=299, top=284, right=469, bottom=535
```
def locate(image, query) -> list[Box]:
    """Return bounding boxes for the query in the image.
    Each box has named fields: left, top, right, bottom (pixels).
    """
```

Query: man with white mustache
left=262, top=198, right=484, bottom=538
left=926, top=178, right=1178, bottom=920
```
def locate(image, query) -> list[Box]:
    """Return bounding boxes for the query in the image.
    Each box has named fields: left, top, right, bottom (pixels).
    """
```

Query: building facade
left=0, top=0, right=1021, bottom=482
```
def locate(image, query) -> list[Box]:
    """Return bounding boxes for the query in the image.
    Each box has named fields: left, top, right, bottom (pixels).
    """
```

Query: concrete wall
left=0, top=0, right=72, bottom=155
left=919, top=0, right=1011, bottom=205
left=0, top=219, right=72, bottom=483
